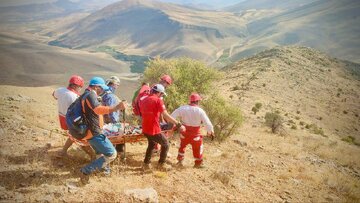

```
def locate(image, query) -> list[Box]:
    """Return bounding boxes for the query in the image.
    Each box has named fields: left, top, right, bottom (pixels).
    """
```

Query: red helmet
left=190, top=93, right=202, bottom=103
left=160, top=74, right=172, bottom=85
left=139, top=84, right=150, bottom=94
left=69, top=75, right=84, bottom=87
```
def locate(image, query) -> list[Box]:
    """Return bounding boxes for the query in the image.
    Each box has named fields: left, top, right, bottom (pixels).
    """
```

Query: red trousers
left=59, top=115, right=68, bottom=130
left=177, top=126, right=203, bottom=165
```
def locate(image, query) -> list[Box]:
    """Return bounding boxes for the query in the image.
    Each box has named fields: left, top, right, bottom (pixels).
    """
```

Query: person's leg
left=60, top=138, right=73, bottom=156
left=115, top=144, right=126, bottom=160
left=144, top=134, right=156, bottom=164
left=115, top=144, right=124, bottom=152
left=80, top=145, right=96, bottom=160
left=153, top=133, right=169, bottom=164
left=153, top=143, right=160, bottom=153
left=177, top=134, right=190, bottom=162
left=191, top=136, right=204, bottom=167
left=81, top=134, right=117, bottom=175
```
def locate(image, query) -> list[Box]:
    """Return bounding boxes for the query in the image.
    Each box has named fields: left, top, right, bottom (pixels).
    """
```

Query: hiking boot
left=142, top=163, right=152, bottom=172
left=78, top=170, right=90, bottom=185
left=157, top=163, right=172, bottom=171
left=176, top=160, right=184, bottom=168
left=193, top=163, right=206, bottom=169
left=55, top=150, right=68, bottom=158
left=103, top=165, right=111, bottom=176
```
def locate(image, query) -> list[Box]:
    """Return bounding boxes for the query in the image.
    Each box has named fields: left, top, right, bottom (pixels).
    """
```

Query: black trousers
left=143, top=133, right=169, bottom=164
left=115, top=144, right=125, bottom=153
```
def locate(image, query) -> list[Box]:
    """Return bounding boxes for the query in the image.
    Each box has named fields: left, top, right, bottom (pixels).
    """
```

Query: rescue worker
left=79, top=77, right=127, bottom=183
left=171, top=93, right=215, bottom=168
left=139, top=84, right=184, bottom=171
left=132, top=74, right=172, bottom=116
left=52, top=75, right=94, bottom=159
left=102, top=76, right=125, bottom=158
left=132, top=75, right=173, bottom=153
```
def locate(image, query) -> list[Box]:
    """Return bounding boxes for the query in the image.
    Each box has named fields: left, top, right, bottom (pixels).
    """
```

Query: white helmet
left=106, top=76, right=120, bottom=86
left=152, top=84, right=167, bottom=96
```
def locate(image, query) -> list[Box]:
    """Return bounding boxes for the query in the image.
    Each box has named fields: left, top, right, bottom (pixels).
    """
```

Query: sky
left=0, top=0, right=244, bottom=7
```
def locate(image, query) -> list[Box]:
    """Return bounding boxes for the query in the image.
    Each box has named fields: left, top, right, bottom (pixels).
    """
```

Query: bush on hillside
left=265, top=112, right=283, bottom=133
left=251, top=102, right=262, bottom=115
left=142, top=57, right=243, bottom=140
left=143, top=57, right=221, bottom=111
left=202, top=94, right=243, bottom=141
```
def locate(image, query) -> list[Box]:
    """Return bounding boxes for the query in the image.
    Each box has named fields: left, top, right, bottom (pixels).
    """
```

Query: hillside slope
left=230, top=0, right=360, bottom=63
left=49, top=0, right=248, bottom=62
left=0, top=31, right=139, bottom=100
left=0, top=0, right=81, bottom=23
left=0, top=46, right=359, bottom=202
left=222, top=46, right=360, bottom=140
left=224, top=0, right=315, bottom=12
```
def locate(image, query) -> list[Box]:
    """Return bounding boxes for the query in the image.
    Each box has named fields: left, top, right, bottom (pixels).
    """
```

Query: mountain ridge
left=49, top=0, right=247, bottom=62
left=221, top=46, right=360, bottom=140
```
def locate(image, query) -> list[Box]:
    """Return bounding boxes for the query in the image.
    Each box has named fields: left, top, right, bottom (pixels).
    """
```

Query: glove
left=174, top=122, right=185, bottom=132
left=207, top=132, right=215, bottom=141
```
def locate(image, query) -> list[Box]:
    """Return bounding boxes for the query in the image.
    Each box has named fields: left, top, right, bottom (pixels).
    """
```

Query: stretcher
left=67, top=124, right=174, bottom=147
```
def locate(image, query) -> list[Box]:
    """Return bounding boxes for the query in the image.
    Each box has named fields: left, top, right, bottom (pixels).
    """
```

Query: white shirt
left=53, top=87, right=79, bottom=116
left=171, top=105, right=214, bottom=133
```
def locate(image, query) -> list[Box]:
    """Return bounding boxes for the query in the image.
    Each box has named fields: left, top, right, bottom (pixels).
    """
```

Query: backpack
left=66, top=91, right=90, bottom=140
left=132, top=86, right=150, bottom=116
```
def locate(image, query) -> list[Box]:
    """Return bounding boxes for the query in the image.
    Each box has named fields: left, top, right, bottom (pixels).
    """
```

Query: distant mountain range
left=1, top=0, right=359, bottom=64
left=229, top=0, right=360, bottom=63
left=224, top=0, right=315, bottom=12
left=0, top=0, right=81, bottom=23
left=48, top=0, right=250, bottom=62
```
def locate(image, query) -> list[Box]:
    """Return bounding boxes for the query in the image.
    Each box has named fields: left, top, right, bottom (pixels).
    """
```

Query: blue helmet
left=89, top=77, right=109, bottom=91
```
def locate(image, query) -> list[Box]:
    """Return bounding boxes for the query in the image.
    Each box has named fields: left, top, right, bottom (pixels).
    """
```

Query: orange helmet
left=69, top=75, right=84, bottom=87
left=160, top=74, right=172, bottom=85
left=190, top=93, right=202, bottom=103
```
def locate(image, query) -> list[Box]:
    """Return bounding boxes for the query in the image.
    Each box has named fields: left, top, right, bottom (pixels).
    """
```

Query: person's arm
left=52, top=90, right=57, bottom=100
left=86, top=92, right=126, bottom=115
left=106, top=94, right=120, bottom=123
left=163, top=110, right=185, bottom=131
left=200, top=109, right=215, bottom=137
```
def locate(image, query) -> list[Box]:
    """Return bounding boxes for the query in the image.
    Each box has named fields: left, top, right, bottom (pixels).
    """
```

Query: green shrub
left=291, top=125, right=297, bottom=130
left=143, top=57, right=242, bottom=140
left=341, top=136, right=360, bottom=146
left=341, top=136, right=355, bottom=144
left=265, top=112, right=283, bottom=133
left=306, top=123, right=325, bottom=136
left=251, top=107, right=259, bottom=115
left=255, top=103, right=262, bottom=109
left=202, top=94, right=243, bottom=141
left=251, top=103, right=262, bottom=115
left=143, top=57, right=221, bottom=111
left=232, top=85, right=240, bottom=91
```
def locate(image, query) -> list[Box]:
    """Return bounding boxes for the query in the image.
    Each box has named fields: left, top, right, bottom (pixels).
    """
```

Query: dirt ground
left=0, top=81, right=359, bottom=202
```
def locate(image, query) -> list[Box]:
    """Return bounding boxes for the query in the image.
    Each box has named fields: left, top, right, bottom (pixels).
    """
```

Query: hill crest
left=221, top=46, right=360, bottom=140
